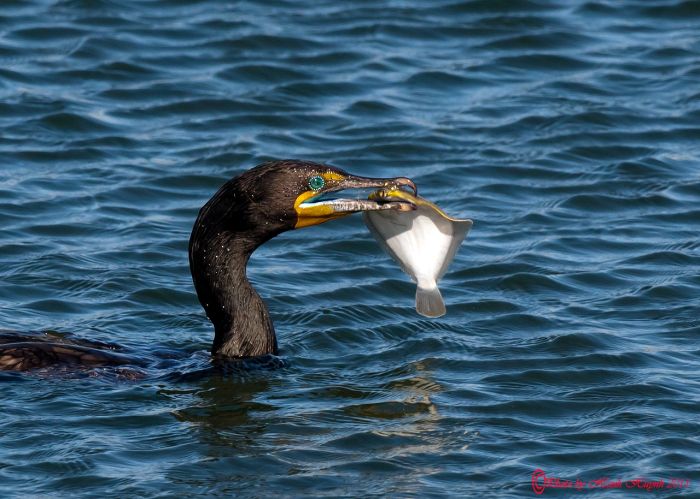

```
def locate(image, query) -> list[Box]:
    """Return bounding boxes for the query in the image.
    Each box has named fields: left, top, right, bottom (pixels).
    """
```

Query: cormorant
left=0, top=160, right=415, bottom=371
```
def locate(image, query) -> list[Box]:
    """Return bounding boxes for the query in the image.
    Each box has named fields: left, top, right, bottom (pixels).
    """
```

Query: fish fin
left=363, top=212, right=413, bottom=271
left=415, top=285, right=446, bottom=318
left=437, top=218, right=473, bottom=280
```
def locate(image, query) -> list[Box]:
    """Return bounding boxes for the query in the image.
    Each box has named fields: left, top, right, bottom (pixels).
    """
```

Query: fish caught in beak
left=363, top=188, right=473, bottom=318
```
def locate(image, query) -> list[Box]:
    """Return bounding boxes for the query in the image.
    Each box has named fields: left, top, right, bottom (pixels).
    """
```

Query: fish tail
left=415, top=285, right=446, bottom=318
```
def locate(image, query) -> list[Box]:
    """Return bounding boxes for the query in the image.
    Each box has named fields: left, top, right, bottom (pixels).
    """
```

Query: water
left=1, top=0, right=699, bottom=496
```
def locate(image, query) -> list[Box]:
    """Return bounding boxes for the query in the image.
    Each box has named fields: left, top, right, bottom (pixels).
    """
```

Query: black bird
left=0, top=160, right=415, bottom=371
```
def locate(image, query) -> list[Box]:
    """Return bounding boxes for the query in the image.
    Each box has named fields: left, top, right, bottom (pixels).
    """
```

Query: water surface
left=1, top=0, right=699, bottom=497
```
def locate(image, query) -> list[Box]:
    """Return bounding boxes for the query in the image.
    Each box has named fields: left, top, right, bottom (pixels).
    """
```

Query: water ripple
left=1, top=0, right=699, bottom=497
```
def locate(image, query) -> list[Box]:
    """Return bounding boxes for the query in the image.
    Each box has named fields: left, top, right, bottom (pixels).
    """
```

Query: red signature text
left=531, top=469, right=691, bottom=495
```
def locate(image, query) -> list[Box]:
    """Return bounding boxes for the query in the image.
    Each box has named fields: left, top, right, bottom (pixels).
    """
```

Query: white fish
left=363, top=189, right=472, bottom=318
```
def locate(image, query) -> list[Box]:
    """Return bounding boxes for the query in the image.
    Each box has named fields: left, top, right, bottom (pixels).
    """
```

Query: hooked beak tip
left=393, top=177, right=417, bottom=195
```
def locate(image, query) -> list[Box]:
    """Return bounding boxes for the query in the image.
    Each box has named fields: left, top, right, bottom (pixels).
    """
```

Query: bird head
left=227, top=160, right=417, bottom=234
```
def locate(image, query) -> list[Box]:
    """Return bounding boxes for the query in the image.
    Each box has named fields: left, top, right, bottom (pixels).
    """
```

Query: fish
left=363, top=189, right=472, bottom=318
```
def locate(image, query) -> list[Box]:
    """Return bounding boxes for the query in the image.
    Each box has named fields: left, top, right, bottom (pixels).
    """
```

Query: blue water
left=1, top=0, right=699, bottom=497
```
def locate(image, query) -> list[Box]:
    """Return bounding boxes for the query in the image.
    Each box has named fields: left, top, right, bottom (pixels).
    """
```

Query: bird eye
left=308, top=175, right=325, bottom=191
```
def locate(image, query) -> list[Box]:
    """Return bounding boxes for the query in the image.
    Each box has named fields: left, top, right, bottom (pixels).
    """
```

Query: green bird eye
left=308, top=175, right=325, bottom=191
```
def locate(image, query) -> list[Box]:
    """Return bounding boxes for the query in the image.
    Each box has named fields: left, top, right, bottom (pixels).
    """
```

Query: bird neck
left=190, top=231, right=279, bottom=359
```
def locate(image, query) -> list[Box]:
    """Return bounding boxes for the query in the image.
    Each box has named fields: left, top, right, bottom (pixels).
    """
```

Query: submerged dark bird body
left=0, top=331, right=133, bottom=371
left=0, top=160, right=415, bottom=372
